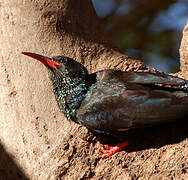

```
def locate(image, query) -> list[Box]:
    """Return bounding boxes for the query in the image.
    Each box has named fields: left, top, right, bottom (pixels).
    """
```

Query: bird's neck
left=51, top=73, right=89, bottom=122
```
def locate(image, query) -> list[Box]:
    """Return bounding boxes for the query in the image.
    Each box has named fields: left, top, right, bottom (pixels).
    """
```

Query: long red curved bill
left=22, top=52, right=60, bottom=69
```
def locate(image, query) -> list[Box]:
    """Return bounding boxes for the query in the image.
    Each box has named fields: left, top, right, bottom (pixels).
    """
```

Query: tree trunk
left=0, top=1, right=187, bottom=179
left=180, top=22, right=188, bottom=73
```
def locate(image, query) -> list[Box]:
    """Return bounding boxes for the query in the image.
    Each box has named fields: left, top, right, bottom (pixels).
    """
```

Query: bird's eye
left=52, top=56, right=67, bottom=64
left=57, top=58, right=63, bottom=64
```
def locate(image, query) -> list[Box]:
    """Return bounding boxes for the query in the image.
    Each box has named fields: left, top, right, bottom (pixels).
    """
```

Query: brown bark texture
left=0, top=0, right=187, bottom=179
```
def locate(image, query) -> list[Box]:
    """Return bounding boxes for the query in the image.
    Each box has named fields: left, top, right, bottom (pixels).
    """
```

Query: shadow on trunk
left=0, top=144, right=29, bottom=180
left=93, top=118, right=188, bottom=152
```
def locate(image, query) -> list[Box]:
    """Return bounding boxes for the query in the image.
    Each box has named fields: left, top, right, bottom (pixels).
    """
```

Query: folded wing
left=77, top=70, right=188, bottom=133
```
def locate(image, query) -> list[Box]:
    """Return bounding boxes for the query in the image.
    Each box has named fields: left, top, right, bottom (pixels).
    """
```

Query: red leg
left=98, top=141, right=128, bottom=158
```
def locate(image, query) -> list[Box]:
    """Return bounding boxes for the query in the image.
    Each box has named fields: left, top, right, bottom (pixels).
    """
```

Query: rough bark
left=0, top=0, right=187, bottom=179
left=180, top=22, right=188, bottom=73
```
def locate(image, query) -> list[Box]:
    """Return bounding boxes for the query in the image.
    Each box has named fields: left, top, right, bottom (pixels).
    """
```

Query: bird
left=22, top=52, right=188, bottom=158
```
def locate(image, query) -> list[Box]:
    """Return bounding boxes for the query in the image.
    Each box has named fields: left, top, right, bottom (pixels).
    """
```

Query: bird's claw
left=98, top=141, right=128, bottom=158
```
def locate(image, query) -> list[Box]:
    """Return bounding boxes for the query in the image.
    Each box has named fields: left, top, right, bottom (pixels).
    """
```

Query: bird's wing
left=77, top=70, right=188, bottom=133
left=94, top=70, right=188, bottom=87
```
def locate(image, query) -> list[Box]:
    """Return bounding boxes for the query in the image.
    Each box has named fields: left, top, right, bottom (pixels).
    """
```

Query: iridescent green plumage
left=22, top=52, right=188, bottom=135
left=48, top=56, right=90, bottom=122
left=23, top=52, right=188, bottom=157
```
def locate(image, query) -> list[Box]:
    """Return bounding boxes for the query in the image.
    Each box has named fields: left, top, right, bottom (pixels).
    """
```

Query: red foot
left=98, top=141, right=128, bottom=158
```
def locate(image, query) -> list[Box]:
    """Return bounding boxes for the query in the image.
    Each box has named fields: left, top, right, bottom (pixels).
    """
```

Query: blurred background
left=92, top=0, right=188, bottom=73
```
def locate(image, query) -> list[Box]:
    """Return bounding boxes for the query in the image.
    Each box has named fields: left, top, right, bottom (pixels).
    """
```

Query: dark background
left=92, top=0, right=188, bottom=73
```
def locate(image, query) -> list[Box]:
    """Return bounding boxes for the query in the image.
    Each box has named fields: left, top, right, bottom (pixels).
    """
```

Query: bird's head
left=22, top=52, right=88, bottom=79
left=22, top=52, right=90, bottom=121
